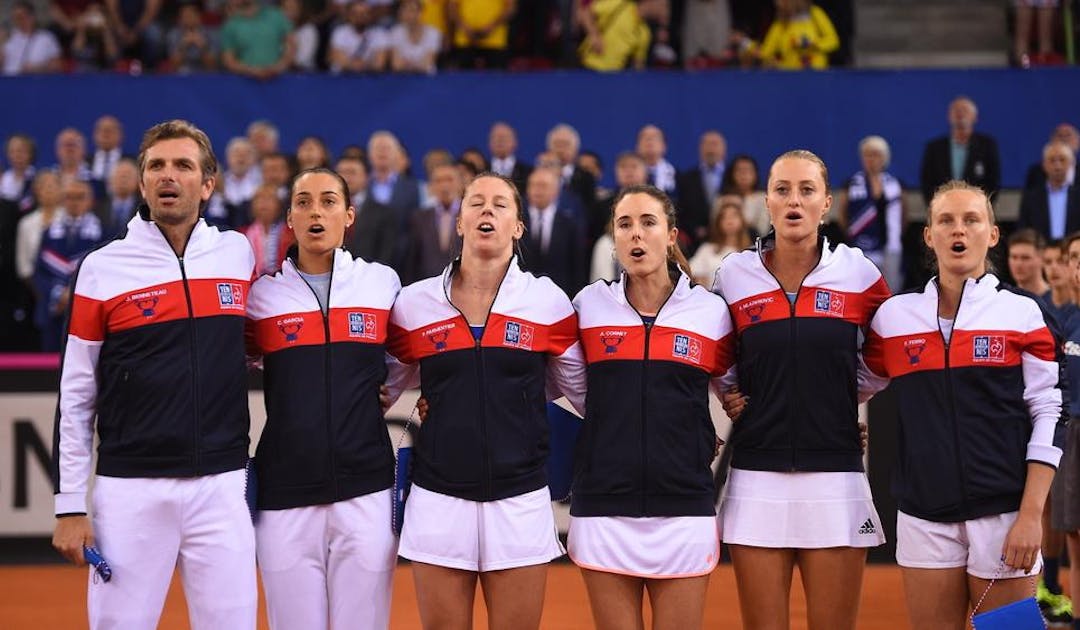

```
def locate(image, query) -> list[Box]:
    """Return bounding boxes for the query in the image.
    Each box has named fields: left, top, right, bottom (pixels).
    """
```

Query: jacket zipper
left=626, top=275, right=676, bottom=515
left=444, top=263, right=508, bottom=500
left=937, top=280, right=970, bottom=515
left=759, top=244, right=821, bottom=471
left=296, top=257, right=338, bottom=499
left=177, top=255, right=201, bottom=470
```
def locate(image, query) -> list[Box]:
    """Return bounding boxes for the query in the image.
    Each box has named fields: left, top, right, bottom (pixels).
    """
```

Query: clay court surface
left=2, top=562, right=918, bottom=629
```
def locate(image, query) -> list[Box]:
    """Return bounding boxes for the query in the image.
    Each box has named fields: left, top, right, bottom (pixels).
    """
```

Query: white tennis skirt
left=719, top=468, right=886, bottom=549
left=567, top=515, right=720, bottom=579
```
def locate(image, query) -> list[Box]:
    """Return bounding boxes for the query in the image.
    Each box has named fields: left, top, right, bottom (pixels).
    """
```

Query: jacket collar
left=283, top=247, right=352, bottom=279
left=610, top=263, right=691, bottom=308
left=925, top=272, right=999, bottom=302
left=440, top=255, right=523, bottom=302
left=128, top=202, right=208, bottom=253
left=756, top=230, right=834, bottom=270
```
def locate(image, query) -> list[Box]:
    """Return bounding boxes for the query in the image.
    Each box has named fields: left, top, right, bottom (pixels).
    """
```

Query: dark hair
left=296, top=136, right=331, bottom=169
left=609, top=184, right=693, bottom=279
left=138, top=119, right=217, bottom=182
left=6, top=132, right=36, bottom=163
left=288, top=167, right=351, bottom=212
left=459, top=147, right=490, bottom=172
left=580, top=150, right=603, bottom=170
left=709, top=197, right=751, bottom=250
left=720, top=154, right=760, bottom=194
left=1006, top=228, right=1046, bottom=251
left=457, top=158, right=481, bottom=178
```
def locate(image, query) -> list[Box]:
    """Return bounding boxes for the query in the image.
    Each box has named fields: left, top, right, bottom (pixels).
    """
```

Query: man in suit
left=259, top=152, right=292, bottom=202
left=546, top=123, right=598, bottom=233
left=336, top=156, right=398, bottom=268
left=405, top=163, right=463, bottom=284
left=89, top=115, right=125, bottom=198
left=1019, top=142, right=1080, bottom=241
left=519, top=167, right=585, bottom=297
left=367, top=130, right=420, bottom=214
left=488, top=121, right=532, bottom=194
left=919, top=96, right=1001, bottom=204
left=637, top=124, right=677, bottom=196
left=676, top=130, right=727, bottom=250
left=95, top=158, right=141, bottom=237
left=1024, top=123, right=1080, bottom=190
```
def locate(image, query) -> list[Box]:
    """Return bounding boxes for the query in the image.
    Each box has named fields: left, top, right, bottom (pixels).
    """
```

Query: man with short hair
left=1007, top=228, right=1049, bottom=297
left=259, top=152, right=292, bottom=201
left=90, top=115, right=125, bottom=194
left=223, top=137, right=262, bottom=224
left=53, top=128, right=92, bottom=185
left=677, top=130, right=727, bottom=248
left=220, top=0, right=294, bottom=79
left=546, top=123, right=597, bottom=240
left=519, top=167, right=585, bottom=297
left=1020, top=142, right=1080, bottom=241
left=337, top=156, right=397, bottom=267
left=919, top=96, right=1001, bottom=204
left=246, top=120, right=280, bottom=159
left=636, top=124, right=676, bottom=195
left=0, top=2, right=61, bottom=75
left=406, top=162, right=462, bottom=283
left=95, top=157, right=141, bottom=236
left=328, top=0, right=387, bottom=73
left=1026, top=124, right=1080, bottom=190
left=488, top=121, right=531, bottom=194
left=51, top=119, right=257, bottom=630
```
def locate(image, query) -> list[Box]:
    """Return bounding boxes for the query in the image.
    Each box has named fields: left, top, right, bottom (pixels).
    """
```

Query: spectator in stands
left=689, top=195, right=750, bottom=285
left=1026, top=123, right=1080, bottom=190
left=578, top=0, right=651, bottom=71
left=336, top=156, right=397, bottom=267
left=247, top=119, right=280, bottom=159
left=89, top=115, right=124, bottom=195
left=1043, top=238, right=1076, bottom=320
left=223, top=136, right=262, bottom=223
left=328, top=0, right=388, bottom=73
left=488, top=121, right=531, bottom=194
left=1014, top=0, right=1062, bottom=67
left=519, top=166, right=585, bottom=296
left=243, top=183, right=292, bottom=276
left=756, top=0, right=838, bottom=69
left=220, top=0, right=294, bottom=80
left=367, top=131, right=419, bottom=213
left=459, top=147, right=489, bottom=174
left=15, top=171, right=63, bottom=282
left=449, top=0, right=515, bottom=69
left=281, top=0, right=318, bottom=71
left=677, top=129, right=727, bottom=248
left=417, top=147, right=454, bottom=208
left=637, top=124, right=676, bottom=195
left=919, top=96, right=1002, bottom=205
left=1, top=1, right=61, bottom=76
left=721, top=153, right=769, bottom=238
left=387, top=0, right=441, bottom=74
left=577, top=150, right=610, bottom=206
left=836, top=135, right=905, bottom=290
left=49, top=0, right=97, bottom=40
left=260, top=152, right=292, bottom=201
left=203, top=169, right=232, bottom=229
left=33, top=178, right=103, bottom=351
left=1007, top=228, right=1049, bottom=297
left=590, top=151, right=648, bottom=282
left=1, top=133, right=37, bottom=212
left=52, top=128, right=92, bottom=186
left=70, top=4, right=120, bottom=72
left=166, top=1, right=217, bottom=73
left=295, top=136, right=331, bottom=171
left=95, top=156, right=139, bottom=236
left=104, top=0, right=164, bottom=68
left=340, top=144, right=366, bottom=163
left=406, top=162, right=462, bottom=283
left=546, top=123, right=598, bottom=236
left=1019, top=142, right=1080, bottom=241
left=682, top=0, right=732, bottom=67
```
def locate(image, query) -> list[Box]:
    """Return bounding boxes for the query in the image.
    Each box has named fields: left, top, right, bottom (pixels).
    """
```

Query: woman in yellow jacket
left=579, top=0, right=651, bottom=71
left=759, top=0, right=838, bottom=70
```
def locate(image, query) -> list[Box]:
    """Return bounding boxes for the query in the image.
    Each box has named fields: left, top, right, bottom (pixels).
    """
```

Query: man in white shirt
left=637, top=124, right=677, bottom=195
left=328, top=1, right=388, bottom=73
left=1, top=2, right=61, bottom=75
left=90, top=115, right=125, bottom=187
left=488, top=121, right=531, bottom=194
left=223, top=137, right=262, bottom=209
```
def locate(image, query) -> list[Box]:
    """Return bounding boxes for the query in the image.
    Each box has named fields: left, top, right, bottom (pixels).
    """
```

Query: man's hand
left=53, top=515, right=94, bottom=566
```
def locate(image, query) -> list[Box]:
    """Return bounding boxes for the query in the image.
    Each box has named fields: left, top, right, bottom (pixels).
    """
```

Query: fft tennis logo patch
left=814, top=289, right=844, bottom=316
left=973, top=335, right=1005, bottom=363
left=503, top=321, right=535, bottom=350
left=217, top=283, right=245, bottom=310
left=672, top=334, right=702, bottom=364
left=348, top=312, right=377, bottom=340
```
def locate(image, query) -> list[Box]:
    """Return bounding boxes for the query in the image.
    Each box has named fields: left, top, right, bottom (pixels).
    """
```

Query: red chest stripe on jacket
left=253, top=308, right=390, bottom=354
left=581, top=324, right=733, bottom=375
left=388, top=316, right=474, bottom=363
left=100, top=278, right=250, bottom=335
left=731, top=285, right=876, bottom=333
left=389, top=312, right=579, bottom=364
left=68, top=294, right=106, bottom=341
left=730, top=290, right=790, bottom=331
left=865, top=331, right=947, bottom=377
left=868, top=329, right=1036, bottom=377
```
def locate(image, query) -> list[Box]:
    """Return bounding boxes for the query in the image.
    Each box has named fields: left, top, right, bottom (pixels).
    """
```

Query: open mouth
left=629, top=247, right=646, bottom=261
left=158, top=190, right=179, bottom=200
left=951, top=242, right=966, bottom=253
left=478, top=222, right=495, bottom=233
left=308, top=224, right=325, bottom=235
left=784, top=211, right=802, bottom=221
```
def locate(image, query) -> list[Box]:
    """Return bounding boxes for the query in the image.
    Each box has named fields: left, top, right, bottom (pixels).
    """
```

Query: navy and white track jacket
left=571, top=269, right=735, bottom=517
left=863, top=274, right=1066, bottom=522
left=53, top=207, right=256, bottom=516
left=247, top=249, right=401, bottom=510
left=712, top=235, right=890, bottom=473
left=386, top=258, right=585, bottom=502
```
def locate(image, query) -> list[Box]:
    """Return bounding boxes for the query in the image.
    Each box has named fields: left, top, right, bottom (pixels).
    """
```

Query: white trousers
left=88, top=469, right=257, bottom=630
left=255, top=489, right=399, bottom=630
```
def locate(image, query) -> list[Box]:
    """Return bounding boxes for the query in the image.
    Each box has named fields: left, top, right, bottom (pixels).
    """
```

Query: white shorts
left=896, top=510, right=1043, bottom=580
left=256, top=489, right=398, bottom=630
left=719, top=468, right=886, bottom=548
left=567, top=516, right=719, bottom=578
left=398, top=484, right=565, bottom=572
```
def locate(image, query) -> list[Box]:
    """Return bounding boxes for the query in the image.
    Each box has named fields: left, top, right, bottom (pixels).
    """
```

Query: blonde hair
left=768, top=149, right=830, bottom=193
left=926, top=180, right=995, bottom=225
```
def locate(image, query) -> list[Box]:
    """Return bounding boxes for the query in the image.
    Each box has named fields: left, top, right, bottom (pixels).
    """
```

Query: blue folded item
left=972, top=597, right=1045, bottom=630
left=546, top=402, right=581, bottom=501
left=393, top=446, right=412, bottom=536
left=83, top=545, right=112, bottom=583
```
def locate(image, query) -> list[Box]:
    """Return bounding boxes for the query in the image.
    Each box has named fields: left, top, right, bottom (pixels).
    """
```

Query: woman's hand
left=721, top=387, right=748, bottom=421
left=1001, top=511, right=1042, bottom=573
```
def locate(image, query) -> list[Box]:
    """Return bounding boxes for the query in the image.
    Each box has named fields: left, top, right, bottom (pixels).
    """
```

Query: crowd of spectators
left=0, top=0, right=864, bottom=75
left=0, top=99, right=1077, bottom=351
